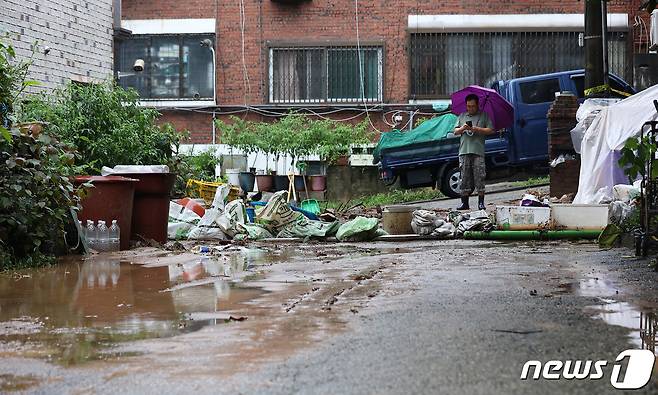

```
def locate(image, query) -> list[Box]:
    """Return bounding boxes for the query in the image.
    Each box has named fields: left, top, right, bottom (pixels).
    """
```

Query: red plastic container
left=310, top=175, right=326, bottom=191
left=120, top=173, right=177, bottom=244
left=74, top=176, right=138, bottom=251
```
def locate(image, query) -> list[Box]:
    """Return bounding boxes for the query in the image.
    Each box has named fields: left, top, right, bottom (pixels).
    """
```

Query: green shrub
left=18, top=82, right=184, bottom=174
left=0, top=124, right=84, bottom=269
left=173, top=149, right=220, bottom=197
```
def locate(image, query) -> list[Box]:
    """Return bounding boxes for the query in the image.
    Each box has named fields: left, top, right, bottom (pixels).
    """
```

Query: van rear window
left=519, top=78, right=561, bottom=104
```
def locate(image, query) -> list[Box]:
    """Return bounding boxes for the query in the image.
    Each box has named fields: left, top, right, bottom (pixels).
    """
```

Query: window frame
left=267, top=42, right=385, bottom=105
left=116, top=33, right=215, bottom=101
left=409, top=31, right=630, bottom=100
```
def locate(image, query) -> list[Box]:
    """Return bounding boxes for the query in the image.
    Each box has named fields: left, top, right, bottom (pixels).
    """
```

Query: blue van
left=377, top=70, right=635, bottom=197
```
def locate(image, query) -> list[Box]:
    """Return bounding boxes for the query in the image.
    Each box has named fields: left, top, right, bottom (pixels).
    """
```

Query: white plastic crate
left=551, top=204, right=609, bottom=230
left=495, top=206, right=551, bottom=230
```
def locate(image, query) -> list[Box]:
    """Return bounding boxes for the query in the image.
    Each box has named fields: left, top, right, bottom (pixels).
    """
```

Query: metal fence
left=410, top=32, right=630, bottom=98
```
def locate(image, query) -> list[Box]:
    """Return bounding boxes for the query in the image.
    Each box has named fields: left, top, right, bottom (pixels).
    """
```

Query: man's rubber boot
left=457, top=197, right=470, bottom=211
left=478, top=196, right=486, bottom=211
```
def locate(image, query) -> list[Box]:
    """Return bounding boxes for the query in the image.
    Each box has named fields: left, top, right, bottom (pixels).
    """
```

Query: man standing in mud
left=453, top=94, right=494, bottom=211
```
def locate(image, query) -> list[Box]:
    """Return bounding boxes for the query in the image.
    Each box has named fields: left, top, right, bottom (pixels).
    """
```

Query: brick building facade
left=118, top=0, right=647, bottom=144
left=0, top=0, right=114, bottom=91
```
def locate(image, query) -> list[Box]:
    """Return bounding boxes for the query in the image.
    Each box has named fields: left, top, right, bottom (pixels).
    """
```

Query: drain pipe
left=212, top=111, right=216, bottom=145
left=463, top=230, right=602, bottom=241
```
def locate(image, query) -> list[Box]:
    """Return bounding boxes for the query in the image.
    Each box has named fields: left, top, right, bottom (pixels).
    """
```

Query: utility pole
left=584, top=0, right=605, bottom=97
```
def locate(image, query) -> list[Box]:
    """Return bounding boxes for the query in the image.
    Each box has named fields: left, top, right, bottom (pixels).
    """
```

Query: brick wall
left=122, top=0, right=642, bottom=143
left=0, top=0, right=114, bottom=91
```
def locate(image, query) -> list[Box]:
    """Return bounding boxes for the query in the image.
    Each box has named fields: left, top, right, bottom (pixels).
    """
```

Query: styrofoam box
left=495, top=206, right=551, bottom=230
left=551, top=204, right=609, bottom=230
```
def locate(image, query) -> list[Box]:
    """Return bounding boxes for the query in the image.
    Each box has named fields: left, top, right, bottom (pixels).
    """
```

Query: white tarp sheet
left=573, top=84, right=658, bottom=204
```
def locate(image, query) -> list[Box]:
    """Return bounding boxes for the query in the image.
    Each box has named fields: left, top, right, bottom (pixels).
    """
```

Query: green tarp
left=373, top=113, right=458, bottom=163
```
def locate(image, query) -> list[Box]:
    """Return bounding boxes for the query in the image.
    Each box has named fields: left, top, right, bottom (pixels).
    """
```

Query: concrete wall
left=326, top=165, right=393, bottom=202
left=0, top=0, right=114, bottom=91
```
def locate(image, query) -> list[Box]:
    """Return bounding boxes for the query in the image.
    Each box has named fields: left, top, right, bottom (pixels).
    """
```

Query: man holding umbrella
left=454, top=94, right=494, bottom=210
left=451, top=87, right=514, bottom=211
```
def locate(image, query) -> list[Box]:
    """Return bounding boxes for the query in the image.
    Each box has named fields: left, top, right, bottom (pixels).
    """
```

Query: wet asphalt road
left=216, top=242, right=658, bottom=395
left=2, top=241, right=658, bottom=395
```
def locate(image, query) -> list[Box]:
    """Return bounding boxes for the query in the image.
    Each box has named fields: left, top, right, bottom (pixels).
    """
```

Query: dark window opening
left=116, top=34, right=215, bottom=101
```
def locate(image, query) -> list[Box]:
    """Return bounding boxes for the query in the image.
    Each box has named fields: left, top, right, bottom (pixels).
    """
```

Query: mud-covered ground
left=0, top=239, right=657, bottom=395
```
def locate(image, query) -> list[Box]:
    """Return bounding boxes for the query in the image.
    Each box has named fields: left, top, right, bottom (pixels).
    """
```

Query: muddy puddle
left=562, top=278, right=658, bottom=354
left=0, top=249, right=274, bottom=366
left=0, top=244, right=398, bottom=366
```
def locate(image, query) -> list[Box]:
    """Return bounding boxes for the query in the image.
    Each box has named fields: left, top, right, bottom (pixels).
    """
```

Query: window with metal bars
left=269, top=46, right=383, bottom=103
left=116, top=34, right=215, bottom=100
left=410, top=32, right=630, bottom=99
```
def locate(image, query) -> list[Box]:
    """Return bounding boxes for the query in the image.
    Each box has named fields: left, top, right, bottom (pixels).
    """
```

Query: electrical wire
left=239, top=0, right=251, bottom=106
left=354, top=0, right=382, bottom=134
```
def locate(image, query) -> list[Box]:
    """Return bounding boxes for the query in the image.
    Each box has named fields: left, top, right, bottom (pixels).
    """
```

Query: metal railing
left=269, top=46, right=383, bottom=104
left=410, top=31, right=630, bottom=98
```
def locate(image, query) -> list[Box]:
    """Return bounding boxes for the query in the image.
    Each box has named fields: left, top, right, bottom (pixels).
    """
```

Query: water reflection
left=0, top=252, right=266, bottom=365
left=641, top=312, right=658, bottom=353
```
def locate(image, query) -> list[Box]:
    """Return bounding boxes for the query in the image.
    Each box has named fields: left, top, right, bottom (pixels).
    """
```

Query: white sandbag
left=612, top=184, right=640, bottom=203
left=217, top=200, right=248, bottom=237
left=187, top=185, right=230, bottom=240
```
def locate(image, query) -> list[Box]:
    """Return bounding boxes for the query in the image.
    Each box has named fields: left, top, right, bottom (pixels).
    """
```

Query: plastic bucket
left=119, top=173, right=176, bottom=244
left=274, top=175, right=290, bottom=192
left=310, top=175, right=326, bottom=191
left=239, top=172, right=256, bottom=193
left=255, top=174, right=274, bottom=192
left=294, top=175, right=306, bottom=191
left=226, top=169, right=241, bottom=187
left=382, top=205, right=417, bottom=235
left=74, top=176, right=138, bottom=250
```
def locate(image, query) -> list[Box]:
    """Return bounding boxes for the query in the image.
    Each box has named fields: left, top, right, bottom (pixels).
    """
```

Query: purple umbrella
left=451, top=86, right=514, bottom=131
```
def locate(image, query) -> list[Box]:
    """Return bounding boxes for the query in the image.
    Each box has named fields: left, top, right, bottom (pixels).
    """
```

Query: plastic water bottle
left=109, top=220, right=120, bottom=252
left=86, top=220, right=97, bottom=249
left=97, top=220, right=109, bottom=252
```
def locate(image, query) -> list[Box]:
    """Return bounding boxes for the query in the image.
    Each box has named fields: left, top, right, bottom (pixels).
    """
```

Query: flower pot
left=256, top=174, right=274, bottom=192
left=335, top=156, right=349, bottom=166
left=239, top=171, right=256, bottom=193
left=274, top=175, right=290, bottom=192
left=294, top=175, right=306, bottom=191
left=225, top=168, right=241, bottom=187
left=310, top=175, right=326, bottom=191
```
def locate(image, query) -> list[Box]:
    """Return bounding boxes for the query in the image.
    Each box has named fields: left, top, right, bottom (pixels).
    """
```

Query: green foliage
left=0, top=124, right=84, bottom=269
left=17, top=82, right=184, bottom=174
left=173, top=149, right=220, bottom=197
left=0, top=37, right=39, bottom=123
left=215, top=113, right=373, bottom=169
left=619, top=136, right=658, bottom=183
left=325, top=188, right=445, bottom=210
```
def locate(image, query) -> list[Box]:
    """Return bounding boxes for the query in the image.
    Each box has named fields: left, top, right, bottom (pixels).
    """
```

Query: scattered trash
left=612, top=184, right=640, bottom=204
left=411, top=210, right=444, bottom=236
left=550, top=154, right=576, bottom=168
left=187, top=185, right=231, bottom=241
left=520, top=194, right=549, bottom=207
left=336, top=217, right=386, bottom=242
left=609, top=201, right=634, bottom=225
left=599, top=223, right=623, bottom=248
left=258, top=191, right=340, bottom=239
left=410, top=210, right=455, bottom=238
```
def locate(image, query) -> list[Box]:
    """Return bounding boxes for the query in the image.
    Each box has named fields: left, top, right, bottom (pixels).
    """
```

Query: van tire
left=440, top=165, right=461, bottom=198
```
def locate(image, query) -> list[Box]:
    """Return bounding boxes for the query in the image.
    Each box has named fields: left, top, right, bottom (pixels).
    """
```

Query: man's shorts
left=459, top=154, right=486, bottom=194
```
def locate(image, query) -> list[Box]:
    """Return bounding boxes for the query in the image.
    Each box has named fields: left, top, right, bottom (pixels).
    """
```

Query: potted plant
left=254, top=121, right=275, bottom=192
